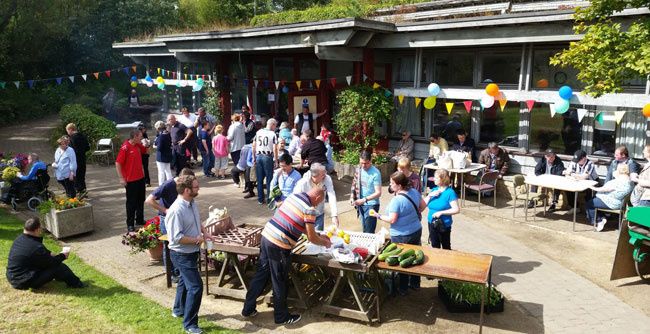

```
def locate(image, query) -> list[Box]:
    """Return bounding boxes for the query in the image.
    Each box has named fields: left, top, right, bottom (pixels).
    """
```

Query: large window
left=395, top=56, right=416, bottom=83
left=479, top=101, right=520, bottom=146
left=530, top=104, right=581, bottom=154
left=480, top=52, right=521, bottom=84
left=326, top=60, right=353, bottom=85
left=430, top=99, right=471, bottom=144
left=253, top=60, right=270, bottom=80
left=393, top=97, right=423, bottom=137
left=374, top=63, right=386, bottom=82
left=592, top=109, right=617, bottom=157
left=274, top=58, right=293, bottom=81
left=299, top=59, right=320, bottom=80
left=433, top=52, right=474, bottom=86
left=531, top=49, right=581, bottom=89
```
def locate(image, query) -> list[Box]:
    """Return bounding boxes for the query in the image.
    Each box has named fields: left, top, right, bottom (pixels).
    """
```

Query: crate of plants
left=437, top=280, right=505, bottom=313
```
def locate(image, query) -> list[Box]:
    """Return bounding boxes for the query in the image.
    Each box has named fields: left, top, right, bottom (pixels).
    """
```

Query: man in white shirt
left=252, top=118, right=278, bottom=204
left=293, top=163, right=339, bottom=230
left=293, top=105, right=326, bottom=134
left=178, top=107, right=199, bottom=163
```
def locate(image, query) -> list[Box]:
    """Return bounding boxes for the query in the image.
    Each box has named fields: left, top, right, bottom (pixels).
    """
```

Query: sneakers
left=242, top=188, right=249, bottom=193
left=596, top=218, right=607, bottom=232
left=547, top=204, right=556, bottom=213
left=275, top=314, right=301, bottom=324
left=184, top=327, right=202, bottom=334
left=172, top=312, right=182, bottom=318
left=241, top=310, right=258, bottom=317
left=234, top=183, right=240, bottom=188
left=527, top=200, right=535, bottom=209
left=127, top=225, right=135, bottom=233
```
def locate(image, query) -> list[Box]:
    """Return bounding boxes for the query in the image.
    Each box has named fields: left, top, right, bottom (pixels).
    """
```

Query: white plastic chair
left=92, top=138, right=114, bottom=165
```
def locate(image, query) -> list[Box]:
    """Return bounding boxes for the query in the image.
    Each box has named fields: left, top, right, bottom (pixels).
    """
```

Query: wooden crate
left=212, top=224, right=263, bottom=248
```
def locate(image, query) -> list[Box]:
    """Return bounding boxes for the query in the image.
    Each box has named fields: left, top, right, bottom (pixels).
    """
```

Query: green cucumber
left=378, top=247, right=403, bottom=261
left=386, top=255, right=400, bottom=266
left=415, top=250, right=424, bottom=261
left=400, top=255, right=416, bottom=268
left=398, top=249, right=415, bottom=262
left=382, top=243, right=397, bottom=254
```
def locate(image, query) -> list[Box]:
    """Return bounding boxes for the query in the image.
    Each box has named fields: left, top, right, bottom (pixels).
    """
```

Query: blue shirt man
left=20, top=160, right=47, bottom=181
left=350, top=151, right=382, bottom=233
left=270, top=154, right=302, bottom=203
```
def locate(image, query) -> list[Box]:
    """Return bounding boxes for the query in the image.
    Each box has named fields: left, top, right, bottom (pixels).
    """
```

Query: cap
left=544, top=148, right=555, bottom=156
left=572, top=149, right=587, bottom=163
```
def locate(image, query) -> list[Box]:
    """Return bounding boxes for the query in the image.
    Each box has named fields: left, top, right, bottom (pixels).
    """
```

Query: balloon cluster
left=424, top=83, right=440, bottom=109
left=145, top=75, right=153, bottom=88
left=481, top=83, right=499, bottom=108
left=193, top=77, right=204, bottom=92
left=554, top=86, right=573, bottom=114
left=130, top=76, right=138, bottom=88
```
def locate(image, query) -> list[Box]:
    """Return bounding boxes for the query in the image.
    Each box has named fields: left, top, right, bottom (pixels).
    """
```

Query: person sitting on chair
left=2, top=153, right=48, bottom=205
left=391, top=131, right=414, bottom=162
left=586, top=164, right=634, bottom=232
left=528, top=149, right=565, bottom=212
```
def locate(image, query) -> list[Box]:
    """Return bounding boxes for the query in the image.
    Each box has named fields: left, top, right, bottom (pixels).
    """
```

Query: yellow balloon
left=130, top=81, right=137, bottom=88
left=156, top=76, right=164, bottom=83
left=424, top=96, right=437, bottom=109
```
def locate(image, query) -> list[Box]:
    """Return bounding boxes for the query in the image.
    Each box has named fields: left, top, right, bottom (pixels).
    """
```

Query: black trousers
left=125, top=178, right=145, bottom=227
left=242, top=238, right=292, bottom=323
left=530, top=186, right=561, bottom=204
left=231, top=165, right=251, bottom=186
left=565, top=189, right=593, bottom=208
left=142, top=154, right=150, bottom=185
left=428, top=222, right=452, bottom=250
left=188, top=127, right=198, bottom=161
left=58, top=179, right=76, bottom=198
left=22, top=263, right=82, bottom=289
left=172, top=145, right=188, bottom=176
left=74, top=162, right=87, bottom=192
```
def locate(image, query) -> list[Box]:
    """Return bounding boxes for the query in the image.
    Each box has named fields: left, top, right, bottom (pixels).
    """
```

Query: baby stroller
left=2, top=168, right=55, bottom=211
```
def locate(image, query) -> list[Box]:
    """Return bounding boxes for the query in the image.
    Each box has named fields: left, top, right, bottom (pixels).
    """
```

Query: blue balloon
left=282, top=86, right=289, bottom=93
left=558, top=86, right=573, bottom=100
left=131, top=76, right=137, bottom=82
left=427, top=83, right=441, bottom=96
left=145, top=75, right=152, bottom=82
left=193, top=83, right=203, bottom=92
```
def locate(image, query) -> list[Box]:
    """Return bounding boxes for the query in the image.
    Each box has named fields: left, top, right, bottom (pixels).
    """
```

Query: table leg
left=205, top=248, right=209, bottom=295
left=461, top=173, right=465, bottom=207
left=164, top=240, right=171, bottom=288
left=573, top=191, right=578, bottom=232
left=326, top=271, right=345, bottom=305
left=216, top=254, right=230, bottom=288
left=479, top=283, right=485, bottom=334
left=230, top=253, right=248, bottom=292
left=525, top=189, right=529, bottom=222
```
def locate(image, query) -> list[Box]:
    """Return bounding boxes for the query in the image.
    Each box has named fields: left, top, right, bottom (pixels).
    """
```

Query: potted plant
left=438, top=280, right=505, bottom=313
left=37, top=196, right=94, bottom=239
left=121, top=217, right=163, bottom=261
left=332, top=84, right=394, bottom=181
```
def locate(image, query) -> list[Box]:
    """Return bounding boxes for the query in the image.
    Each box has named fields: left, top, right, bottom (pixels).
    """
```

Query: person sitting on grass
left=6, top=217, right=87, bottom=290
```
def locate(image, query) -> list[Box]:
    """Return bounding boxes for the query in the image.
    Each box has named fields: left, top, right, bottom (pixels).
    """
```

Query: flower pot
left=438, top=282, right=505, bottom=313
left=44, top=204, right=94, bottom=239
left=147, top=244, right=163, bottom=261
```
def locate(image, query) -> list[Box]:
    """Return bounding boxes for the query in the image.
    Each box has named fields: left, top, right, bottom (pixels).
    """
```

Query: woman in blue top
left=53, top=136, right=77, bottom=198
left=586, top=164, right=634, bottom=232
left=424, top=169, right=460, bottom=250
left=371, top=171, right=426, bottom=295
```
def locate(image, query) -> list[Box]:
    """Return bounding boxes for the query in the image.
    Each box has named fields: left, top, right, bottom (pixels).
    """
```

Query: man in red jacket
left=116, top=129, right=151, bottom=232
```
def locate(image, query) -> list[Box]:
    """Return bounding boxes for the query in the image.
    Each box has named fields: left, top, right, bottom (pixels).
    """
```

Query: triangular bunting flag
left=446, top=103, right=454, bottom=114
left=384, top=90, right=392, bottom=97
left=14, top=81, right=19, bottom=88
left=264, top=81, right=269, bottom=88
left=275, top=81, right=280, bottom=89
left=254, top=80, right=258, bottom=88
left=56, top=78, right=62, bottom=84
left=202, top=75, right=205, bottom=80
left=28, top=80, right=34, bottom=88
left=296, top=81, right=301, bottom=89
left=526, top=100, right=535, bottom=112
left=105, top=71, right=111, bottom=78
left=172, top=72, right=176, bottom=79
left=373, top=83, right=380, bottom=89
left=595, top=112, right=604, bottom=125
left=185, top=74, right=188, bottom=80
left=163, top=69, right=166, bottom=76
left=157, top=68, right=160, bottom=74
left=577, top=108, right=588, bottom=123
left=415, top=97, right=422, bottom=108
left=315, top=79, right=321, bottom=88
left=463, top=101, right=473, bottom=114
left=93, top=73, right=99, bottom=79
left=363, top=74, right=368, bottom=82
left=309, top=81, right=313, bottom=89
left=398, top=95, right=404, bottom=104
left=123, top=68, right=129, bottom=74
left=131, top=66, right=137, bottom=72
left=82, top=74, right=87, bottom=81
left=190, top=75, right=194, bottom=80
left=68, top=76, right=74, bottom=83
left=331, top=78, right=336, bottom=87
left=550, top=104, right=557, bottom=118
left=0, top=82, right=5, bottom=89
left=615, top=111, right=626, bottom=124
left=498, top=99, right=507, bottom=111
left=346, top=76, right=352, bottom=86
left=244, top=79, right=249, bottom=86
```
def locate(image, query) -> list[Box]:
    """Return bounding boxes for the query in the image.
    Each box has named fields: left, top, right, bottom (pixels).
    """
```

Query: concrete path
left=2, top=114, right=650, bottom=333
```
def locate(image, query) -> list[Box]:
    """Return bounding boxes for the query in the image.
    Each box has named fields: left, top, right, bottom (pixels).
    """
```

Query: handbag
left=431, top=217, right=448, bottom=233
left=437, top=152, right=453, bottom=169
left=398, top=192, right=422, bottom=222
left=449, top=151, right=469, bottom=169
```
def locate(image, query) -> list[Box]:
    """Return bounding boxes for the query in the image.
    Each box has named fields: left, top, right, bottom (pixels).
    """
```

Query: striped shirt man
left=262, top=192, right=317, bottom=249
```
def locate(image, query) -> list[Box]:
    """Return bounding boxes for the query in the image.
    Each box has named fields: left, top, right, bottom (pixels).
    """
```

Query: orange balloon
left=485, top=83, right=499, bottom=97
left=644, top=104, right=650, bottom=117
left=536, top=79, right=549, bottom=88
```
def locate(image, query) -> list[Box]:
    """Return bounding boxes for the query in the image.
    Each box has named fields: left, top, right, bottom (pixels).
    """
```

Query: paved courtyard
left=2, top=115, right=650, bottom=333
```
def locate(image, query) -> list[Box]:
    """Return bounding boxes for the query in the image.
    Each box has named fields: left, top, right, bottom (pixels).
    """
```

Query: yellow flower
left=69, top=198, right=75, bottom=202
left=59, top=200, right=65, bottom=205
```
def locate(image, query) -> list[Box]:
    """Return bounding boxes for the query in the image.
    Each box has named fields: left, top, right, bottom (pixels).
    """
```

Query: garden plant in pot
left=121, top=217, right=163, bottom=261
left=37, top=195, right=94, bottom=239
left=438, top=280, right=505, bottom=313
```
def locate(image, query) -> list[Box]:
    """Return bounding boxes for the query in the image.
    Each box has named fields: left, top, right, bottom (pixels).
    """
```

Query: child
left=320, top=123, right=332, bottom=145
left=199, top=121, right=215, bottom=177
left=212, top=125, right=230, bottom=179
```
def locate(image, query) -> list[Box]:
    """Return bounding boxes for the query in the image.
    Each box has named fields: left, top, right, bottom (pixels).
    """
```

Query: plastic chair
left=464, top=171, right=498, bottom=209
left=512, top=174, right=547, bottom=221
left=594, top=192, right=632, bottom=231
left=92, top=138, right=114, bottom=165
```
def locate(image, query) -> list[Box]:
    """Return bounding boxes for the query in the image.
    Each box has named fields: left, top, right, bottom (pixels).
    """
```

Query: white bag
left=437, top=152, right=453, bottom=169
left=449, top=151, right=469, bottom=169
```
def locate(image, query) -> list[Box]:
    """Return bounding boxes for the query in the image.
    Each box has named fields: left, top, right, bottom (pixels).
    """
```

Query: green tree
left=550, top=0, right=650, bottom=97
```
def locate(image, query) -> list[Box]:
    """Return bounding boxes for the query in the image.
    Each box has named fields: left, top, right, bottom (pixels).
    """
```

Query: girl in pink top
left=212, top=125, right=230, bottom=179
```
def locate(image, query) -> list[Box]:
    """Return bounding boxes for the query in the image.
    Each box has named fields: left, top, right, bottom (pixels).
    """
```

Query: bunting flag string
left=68, top=76, right=74, bottom=83
left=526, top=100, right=535, bottom=112
left=296, top=81, right=301, bottom=90
left=56, top=78, right=62, bottom=85
left=0, top=82, right=5, bottom=89
left=315, top=79, right=321, bottom=88
left=446, top=102, right=454, bottom=114
left=81, top=74, right=87, bottom=81
left=463, top=101, right=473, bottom=114
left=0, top=65, right=138, bottom=89
left=93, top=73, right=99, bottom=80
left=254, top=80, right=258, bottom=88
left=550, top=104, right=557, bottom=118
left=363, top=74, right=368, bottom=82
left=615, top=111, right=626, bottom=124
left=28, top=80, right=34, bottom=88
left=595, top=112, right=604, bottom=125
left=132, top=66, right=137, bottom=73
left=384, top=90, right=392, bottom=97
left=398, top=95, right=404, bottom=104
left=498, top=99, right=507, bottom=111
left=415, top=97, right=422, bottom=108
left=577, top=108, right=588, bottom=123
left=330, top=78, right=336, bottom=87
left=275, top=81, right=280, bottom=89
left=14, top=81, right=19, bottom=88
left=123, top=68, right=130, bottom=75
left=346, top=76, right=352, bottom=86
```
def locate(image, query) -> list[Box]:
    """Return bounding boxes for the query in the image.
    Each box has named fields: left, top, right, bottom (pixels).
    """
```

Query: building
left=113, top=0, right=650, bottom=177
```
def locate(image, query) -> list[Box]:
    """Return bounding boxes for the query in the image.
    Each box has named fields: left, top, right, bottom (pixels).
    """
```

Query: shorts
left=215, top=156, right=229, bottom=170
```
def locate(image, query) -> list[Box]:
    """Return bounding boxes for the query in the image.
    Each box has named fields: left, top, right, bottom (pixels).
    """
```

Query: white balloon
left=481, top=94, right=495, bottom=108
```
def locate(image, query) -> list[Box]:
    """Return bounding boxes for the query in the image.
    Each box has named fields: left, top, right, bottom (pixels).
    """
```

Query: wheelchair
left=3, top=168, right=55, bottom=211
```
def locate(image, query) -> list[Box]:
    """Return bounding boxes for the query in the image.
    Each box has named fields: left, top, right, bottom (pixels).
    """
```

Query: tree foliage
left=550, top=0, right=650, bottom=97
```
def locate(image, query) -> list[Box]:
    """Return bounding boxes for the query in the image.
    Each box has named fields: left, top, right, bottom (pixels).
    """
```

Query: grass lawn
left=0, top=208, right=238, bottom=334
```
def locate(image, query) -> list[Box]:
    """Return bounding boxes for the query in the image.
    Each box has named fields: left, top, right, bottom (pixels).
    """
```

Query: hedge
left=59, top=104, right=119, bottom=159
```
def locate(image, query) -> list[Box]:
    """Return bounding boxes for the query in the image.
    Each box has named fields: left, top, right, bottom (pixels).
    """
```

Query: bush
left=139, top=92, right=163, bottom=106
left=59, top=104, right=119, bottom=159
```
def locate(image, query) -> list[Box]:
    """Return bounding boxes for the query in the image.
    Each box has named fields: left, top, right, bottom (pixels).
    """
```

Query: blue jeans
left=159, top=216, right=176, bottom=274
left=639, top=200, right=650, bottom=207
left=314, top=213, right=325, bottom=231
left=391, top=229, right=422, bottom=293
left=170, top=251, right=203, bottom=330
left=200, top=150, right=214, bottom=176
left=586, top=197, right=612, bottom=225
left=358, top=204, right=380, bottom=233
left=256, top=155, right=274, bottom=203
left=243, top=238, right=292, bottom=323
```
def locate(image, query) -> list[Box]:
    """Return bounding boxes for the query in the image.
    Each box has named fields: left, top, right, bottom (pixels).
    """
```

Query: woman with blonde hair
left=586, top=163, right=634, bottom=231
left=424, top=169, right=460, bottom=250
left=397, top=158, right=420, bottom=193
left=54, top=136, right=77, bottom=198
